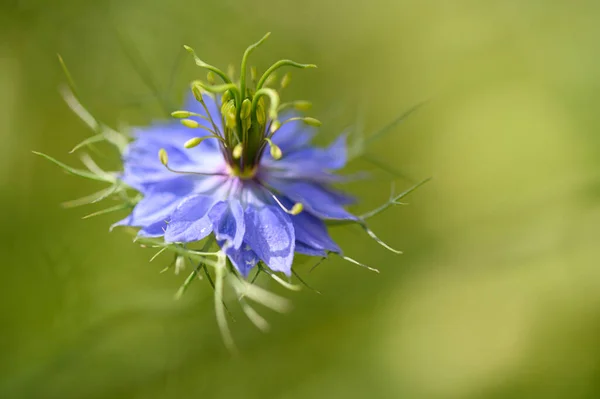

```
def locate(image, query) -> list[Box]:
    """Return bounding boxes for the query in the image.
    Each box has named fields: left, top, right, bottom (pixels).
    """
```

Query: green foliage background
left=2, top=1, right=600, bottom=398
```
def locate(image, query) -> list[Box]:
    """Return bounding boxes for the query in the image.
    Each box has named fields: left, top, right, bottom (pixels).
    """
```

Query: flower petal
left=285, top=198, right=341, bottom=253
left=164, top=194, right=215, bottom=242
left=138, top=220, right=168, bottom=237
left=244, top=205, right=295, bottom=275
left=223, top=242, right=260, bottom=277
left=208, top=200, right=245, bottom=249
left=266, top=180, right=358, bottom=221
left=113, top=181, right=190, bottom=230
left=270, top=112, right=316, bottom=151
left=281, top=134, right=347, bottom=170
left=294, top=241, right=328, bottom=257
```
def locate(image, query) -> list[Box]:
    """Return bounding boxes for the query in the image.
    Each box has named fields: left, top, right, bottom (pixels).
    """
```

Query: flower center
left=228, top=164, right=257, bottom=180
left=160, top=32, right=322, bottom=183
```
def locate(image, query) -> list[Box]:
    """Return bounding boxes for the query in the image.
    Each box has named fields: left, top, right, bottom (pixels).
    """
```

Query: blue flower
left=115, top=91, right=356, bottom=277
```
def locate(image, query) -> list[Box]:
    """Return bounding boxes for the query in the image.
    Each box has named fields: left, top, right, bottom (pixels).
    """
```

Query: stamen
left=278, top=100, right=312, bottom=112
left=280, top=72, right=292, bottom=90
left=270, top=194, right=303, bottom=215
left=264, top=137, right=282, bottom=160
left=264, top=73, right=277, bottom=88
left=180, top=119, right=199, bottom=128
left=294, top=100, right=312, bottom=111
left=191, top=85, right=223, bottom=138
left=269, top=119, right=281, bottom=134
left=221, top=100, right=237, bottom=129
left=227, top=64, right=235, bottom=81
left=158, top=148, right=169, bottom=165
left=183, top=136, right=225, bottom=149
left=240, top=98, right=252, bottom=119
left=158, top=148, right=227, bottom=177
left=192, top=80, right=241, bottom=107
left=232, top=143, right=243, bottom=159
left=206, top=71, right=216, bottom=85
left=270, top=117, right=322, bottom=137
left=171, top=110, right=211, bottom=123
left=251, top=88, right=280, bottom=125
left=303, top=117, right=322, bottom=127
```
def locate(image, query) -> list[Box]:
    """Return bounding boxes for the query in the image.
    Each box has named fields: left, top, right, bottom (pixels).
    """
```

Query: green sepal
left=32, top=151, right=115, bottom=183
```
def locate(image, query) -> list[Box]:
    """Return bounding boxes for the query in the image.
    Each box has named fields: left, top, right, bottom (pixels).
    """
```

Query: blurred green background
left=2, top=0, right=600, bottom=398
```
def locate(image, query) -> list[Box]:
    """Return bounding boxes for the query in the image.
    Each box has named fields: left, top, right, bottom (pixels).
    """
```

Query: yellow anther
left=184, top=137, right=204, bottom=149
left=293, top=101, right=312, bottom=111
left=232, top=143, right=243, bottom=159
left=290, top=203, right=303, bottom=215
left=181, top=119, right=200, bottom=128
left=171, top=110, right=191, bottom=118
left=158, top=148, right=168, bottom=165
left=280, top=72, right=292, bottom=89
left=270, top=119, right=281, bottom=133
left=303, top=117, right=322, bottom=127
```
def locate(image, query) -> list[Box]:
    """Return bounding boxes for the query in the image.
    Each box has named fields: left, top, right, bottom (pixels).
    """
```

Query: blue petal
left=114, top=192, right=179, bottom=228
left=269, top=112, right=316, bottom=151
left=138, top=220, right=169, bottom=237
left=208, top=200, right=245, bottom=249
left=121, top=129, right=224, bottom=192
left=282, top=198, right=341, bottom=253
left=279, top=134, right=347, bottom=170
left=164, top=195, right=215, bottom=242
left=222, top=241, right=260, bottom=277
left=266, top=180, right=358, bottom=221
left=294, top=241, right=328, bottom=257
left=112, top=178, right=196, bottom=232
left=261, top=135, right=349, bottom=184
left=244, top=205, right=295, bottom=276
